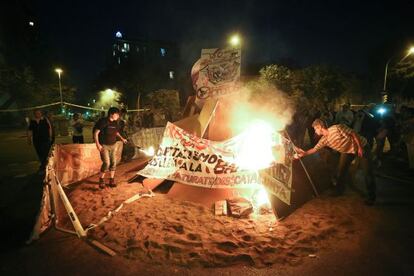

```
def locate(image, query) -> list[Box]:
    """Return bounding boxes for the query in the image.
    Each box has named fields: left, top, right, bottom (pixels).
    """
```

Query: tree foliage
left=256, top=63, right=375, bottom=106
left=0, top=64, right=76, bottom=109
left=144, top=89, right=181, bottom=121
left=392, top=58, right=414, bottom=79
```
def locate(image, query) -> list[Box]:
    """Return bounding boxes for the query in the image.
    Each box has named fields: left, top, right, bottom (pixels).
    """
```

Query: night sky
left=27, top=0, right=414, bottom=94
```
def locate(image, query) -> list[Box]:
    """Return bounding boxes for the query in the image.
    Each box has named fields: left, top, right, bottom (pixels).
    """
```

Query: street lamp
left=229, top=34, right=241, bottom=47
left=383, top=46, right=414, bottom=102
left=55, top=68, right=63, bottom=110
left=403, top=47, right=414, bottom=59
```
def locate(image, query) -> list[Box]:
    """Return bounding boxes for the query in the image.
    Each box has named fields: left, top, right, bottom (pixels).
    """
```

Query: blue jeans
left=100, top=144, right=118, bottom=172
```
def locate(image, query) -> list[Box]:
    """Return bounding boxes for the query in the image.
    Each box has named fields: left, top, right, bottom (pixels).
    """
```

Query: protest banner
left=139, top=122, right=294, bottom=204
left=191, top=48, right=241, bottom=108
left=258, top=137, right=294, bottom=205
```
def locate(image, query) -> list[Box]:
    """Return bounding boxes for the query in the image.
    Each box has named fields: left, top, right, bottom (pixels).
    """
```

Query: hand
left=294, top=147, right=305, bottom=154
left=293, top=147, right=304, bottom=159
left=294, top=152, right=305, bottom=159
left=122, top=138, right=128, bottom=144
left=96, top=144, right=103, bottom=152
left=295, top=148, right=305, bottom=154
left=357, top=147, right=363, bottom=158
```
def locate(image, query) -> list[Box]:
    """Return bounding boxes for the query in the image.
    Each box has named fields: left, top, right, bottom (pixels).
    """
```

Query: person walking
left=295, top=119, right=376, bottom=205
left=94, top=107, right=128, bottom=189
left=27, top=109, right=52, bottom=172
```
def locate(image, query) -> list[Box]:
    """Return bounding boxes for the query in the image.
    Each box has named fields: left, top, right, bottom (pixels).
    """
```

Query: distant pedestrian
left=94, top=107, right=128, bottom=189
left=71, top=113, right=84, bottom=143
left=320, top=105, right=334, bottom=127
left=142, top=109, right=154, bottom=128
left=335, top=103, right=354, bottom=127
left=358, top=105, right=380, bottom=150
left=44, top=111, right=56, bottom=144
left=27, top=109, right=52, bottom=171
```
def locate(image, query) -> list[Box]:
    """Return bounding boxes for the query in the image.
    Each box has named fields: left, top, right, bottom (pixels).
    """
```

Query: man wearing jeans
left=94, top=107, right=127, bottom=188
left=295, top=119, right=376, bottom=205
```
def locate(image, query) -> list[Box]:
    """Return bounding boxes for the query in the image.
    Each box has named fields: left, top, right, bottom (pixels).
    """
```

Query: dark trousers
left=72, top=135, right=84, bottom=144
left=34, top=141, right=51, bottom=170
left=336, top=148, right=376, bottom=200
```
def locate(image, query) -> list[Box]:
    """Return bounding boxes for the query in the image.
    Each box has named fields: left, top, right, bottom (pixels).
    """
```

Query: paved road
left=0, top=127, right=94, bottom=178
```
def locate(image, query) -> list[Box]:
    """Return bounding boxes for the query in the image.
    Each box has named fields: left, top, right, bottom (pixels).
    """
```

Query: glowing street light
left=229, top=34, right=241, bottom=47
left=383, top=45, right=414, bottom=103
left=102, top=89, right=116, bottom=101
left=377, top=107, right=387, bottom=116
left=55, top=68, right=63, bottom=110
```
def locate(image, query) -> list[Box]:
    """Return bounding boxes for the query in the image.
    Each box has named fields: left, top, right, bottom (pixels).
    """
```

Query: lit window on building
left=28, top=21, right=34, bottom=26
left=160, top=48, right=166, bottom=56
left=115, top=31, right=122, bottom=38
left=118, top=57, right=121, bottom=64
left=169, top=71, right=174, bottom=79
left=136, top=46, right=140, bottom=52
left=113, top=51, right=115, bottom=56
left=123, top=43, right=130, bottom=52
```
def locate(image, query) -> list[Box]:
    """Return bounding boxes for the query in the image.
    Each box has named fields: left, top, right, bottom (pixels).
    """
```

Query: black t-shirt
left=29, top=118, right=50, bottom=143
left=95, top=118, right=119, bottom=145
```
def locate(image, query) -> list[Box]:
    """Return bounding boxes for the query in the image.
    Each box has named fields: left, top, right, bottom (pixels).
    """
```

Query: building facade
left=110, top=32, right=180, bottom=101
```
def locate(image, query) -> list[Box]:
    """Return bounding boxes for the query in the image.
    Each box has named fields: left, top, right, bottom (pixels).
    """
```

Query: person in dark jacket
left=27, top=109, right=52, bottom=171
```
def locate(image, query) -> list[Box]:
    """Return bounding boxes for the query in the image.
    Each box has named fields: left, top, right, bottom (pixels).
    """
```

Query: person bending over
left=295, top=119, right=376, bottom=205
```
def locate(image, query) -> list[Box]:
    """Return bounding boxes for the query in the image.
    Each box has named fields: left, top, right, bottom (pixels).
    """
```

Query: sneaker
left=109, top=178, right=117, bottom=187
left=99, top=178, right=105, bottom=189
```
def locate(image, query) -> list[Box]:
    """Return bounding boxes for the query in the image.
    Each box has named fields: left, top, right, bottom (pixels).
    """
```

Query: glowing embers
left=252, top=185, right=271, bottom=208
left=234, top=183, right=271, bottom=215
left=235, top=120, right=282, bottom=171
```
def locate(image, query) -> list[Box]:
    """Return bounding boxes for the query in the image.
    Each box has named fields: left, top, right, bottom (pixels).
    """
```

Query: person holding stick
left=295, top=119, right=376, bottom=205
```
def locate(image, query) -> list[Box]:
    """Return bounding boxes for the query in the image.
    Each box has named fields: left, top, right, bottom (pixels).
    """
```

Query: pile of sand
left=63, top=160, right=378, bottom=268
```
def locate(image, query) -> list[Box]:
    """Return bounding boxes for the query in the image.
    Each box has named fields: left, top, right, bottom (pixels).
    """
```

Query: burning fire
left=252, top=184, right=271, bottom=208
left=235, top=120, right=282, bottom=171
left=233, top=119, right=284, bottom=210
left=142, top=146, right=155, bottom=156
